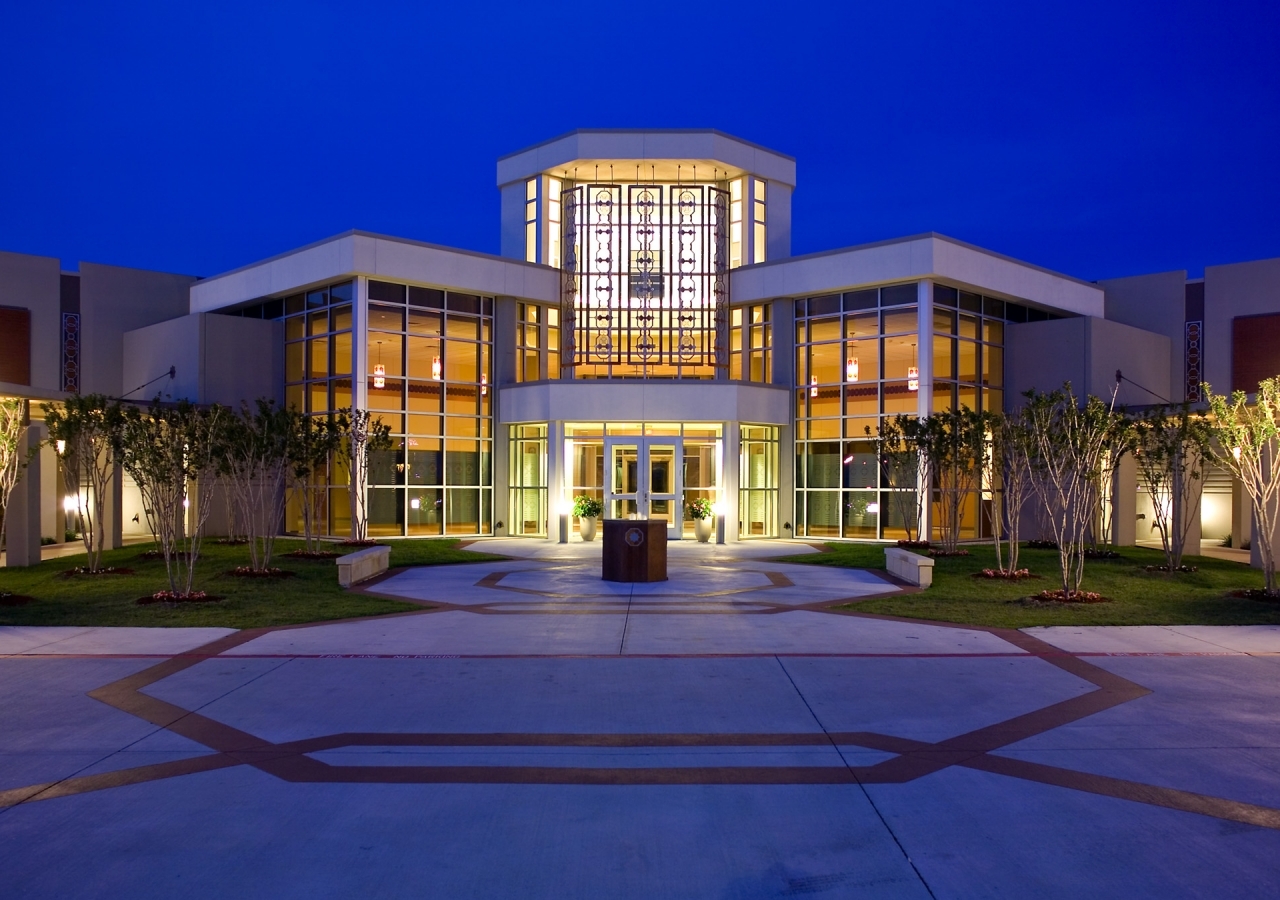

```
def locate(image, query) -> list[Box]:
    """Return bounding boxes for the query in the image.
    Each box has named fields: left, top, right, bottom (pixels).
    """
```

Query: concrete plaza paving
left=1, top=538, right=1279, bottom=897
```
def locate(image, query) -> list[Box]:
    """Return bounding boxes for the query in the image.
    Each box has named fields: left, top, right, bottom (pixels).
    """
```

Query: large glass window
left=792, top=282, right=1028, bottom=541
left=516, top=302, right=562, bottom=382
left=740, top=425, right=778, bottom=537
left=729, top=304, right=771, bottom=383
left=363, top=282, right=493, bottom=537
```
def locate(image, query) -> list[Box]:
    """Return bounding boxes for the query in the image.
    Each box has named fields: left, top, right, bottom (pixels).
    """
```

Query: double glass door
left=605, top=437, right=682, bottom=539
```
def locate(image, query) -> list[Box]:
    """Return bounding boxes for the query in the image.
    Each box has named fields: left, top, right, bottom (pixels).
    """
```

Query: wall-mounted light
left=867, top=502, right=880, bottom=514
left=1233, top=446, right=1242, bottom=461
left=62, top=495, right=78, bottom=513
left=846, top=358, right=859, bottom=382
left=431, top=356, right=442, bottom=381
left=810, top=376, right=818, bottom=398
left=55, top=439, right=66, bottom=455
left=410, top=497, right=421, bottom=510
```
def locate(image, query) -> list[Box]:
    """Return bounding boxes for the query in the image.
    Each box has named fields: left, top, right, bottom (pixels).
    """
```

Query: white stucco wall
left=190, top=232, right=559, bottom=314
left=731, top=234, right=1104, bottom=317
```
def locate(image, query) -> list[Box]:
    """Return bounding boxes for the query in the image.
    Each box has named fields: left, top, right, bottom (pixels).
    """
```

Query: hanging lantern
left=481, top=373, right=488, bottom=396
left=431, top=356, right=442, bottom=380
left=809, top=376, right=818, bottom=398
left=373, top=363, right=386, bottom=390
left=907, top=366, right=919, bottom=392
left=846, top=357, right=859, bottom=382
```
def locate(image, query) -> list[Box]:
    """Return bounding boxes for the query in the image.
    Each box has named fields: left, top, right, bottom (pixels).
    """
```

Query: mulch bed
left=1027, top=540, right=1058, bottom=550
left=1084, top=549, right=1123, bottom=560
left=135, top=550, right=165, bottom=561
left=1019, top=589, right=1111, bottom=605
left=1143, top=565, right=1199, bottom=573
left=972, top=569, right=1039, bottom=580
left=215, top=539, right=250, bottom=546
left=929, top=549, right=971, bottom=558
left=282, top=550, right=341, bottom=560
left=896, top=540, right=930, bottom=550
left=226, top=567, right=295, bottom=578
left=0, top=593, right=35, bottom=607
left=1232, top=589, right=1280, bottom=602
left=61, top=566, right=134, bottom=577
left=338, top=540, right=383, bottom=548
left=136, top=591, right=223, bottom=605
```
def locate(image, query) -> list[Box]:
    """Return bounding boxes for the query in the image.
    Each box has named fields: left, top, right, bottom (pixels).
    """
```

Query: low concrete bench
left=337, top=545, right=390, bottom=587
left=884, top=547, right=934, bottom=587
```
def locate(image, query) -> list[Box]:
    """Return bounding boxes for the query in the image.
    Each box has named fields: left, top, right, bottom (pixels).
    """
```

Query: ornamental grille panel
left=560, top=183, right=729, bottom=373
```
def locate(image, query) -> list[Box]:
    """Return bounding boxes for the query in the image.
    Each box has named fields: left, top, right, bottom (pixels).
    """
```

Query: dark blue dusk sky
left=2, top=1, right=1277, bottom=282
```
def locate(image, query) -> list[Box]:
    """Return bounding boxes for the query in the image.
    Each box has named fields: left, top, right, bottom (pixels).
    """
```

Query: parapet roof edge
left=746, top=232, right=1101, bottom=292
left=193, top=229, right=552, bottom=286
left=496, top=128, right=796, bottom=163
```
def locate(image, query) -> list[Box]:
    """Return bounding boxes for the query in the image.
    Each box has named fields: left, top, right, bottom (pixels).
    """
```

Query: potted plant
left=572, top=495, right=603, bottom=541
left=688, top=497, right=715, bottom=543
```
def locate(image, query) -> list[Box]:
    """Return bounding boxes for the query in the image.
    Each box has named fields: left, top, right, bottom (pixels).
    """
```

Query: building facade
left=3, top=129, right=1280, bottom=560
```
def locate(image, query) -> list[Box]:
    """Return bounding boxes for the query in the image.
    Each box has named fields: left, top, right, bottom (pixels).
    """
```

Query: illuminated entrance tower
left=495, top=131, right=796, bottom=541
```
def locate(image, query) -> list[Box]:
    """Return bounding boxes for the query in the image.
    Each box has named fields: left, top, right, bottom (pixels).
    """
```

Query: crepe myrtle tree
left=869, top=418, right=924, bottom=544
left=116, top=400, right=227, bottom=597
left=286, top=410, right=342, bottom=554
left=335, top=408, right=393, bottom=542
left=988, top=408, right=1035, bottom=576
left=220, top=399, right=293, bottom=572
left=0, top=398, right=35, bottom=557
left=43, top=394, right=124, bottom=573
left=1022, top=384, right=1125, bottom=598
left=1130, top=404, right=1214, bottom=570
left=915, top=407, right=990, bottom=555
left=1205, top=378, right=1280, bottom=595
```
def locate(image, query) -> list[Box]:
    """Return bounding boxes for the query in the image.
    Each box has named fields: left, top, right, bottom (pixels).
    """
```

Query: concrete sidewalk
left=2, top=554, right=1279, bottom=898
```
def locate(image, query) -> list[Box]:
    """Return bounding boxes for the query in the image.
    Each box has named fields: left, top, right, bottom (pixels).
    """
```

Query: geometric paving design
left=3, top=604, right=1279, bottom=832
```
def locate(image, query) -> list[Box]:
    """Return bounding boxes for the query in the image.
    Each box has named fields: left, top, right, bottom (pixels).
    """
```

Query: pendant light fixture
left=373, top=341, right=386, bottom=389
left=810, top=375, right=818, bottom=398
left=846, top=357, right=859, bottom=382
left=907, top=342, right=919, bottom=392
left=431, top=355, right=442, bottom=381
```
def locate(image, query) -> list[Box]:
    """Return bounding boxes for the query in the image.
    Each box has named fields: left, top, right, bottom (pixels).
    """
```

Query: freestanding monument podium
left=601, top=519, right=668, bottom=583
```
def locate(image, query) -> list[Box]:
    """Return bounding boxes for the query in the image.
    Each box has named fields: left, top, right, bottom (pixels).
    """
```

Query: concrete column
left=1232, top=477, right=1252, bottom=550
left=5, top=422, right=44, bottom=567
left=1180, top=462, right=1204, bottom=557
left=39, top=440, right=56, bottom=541
left=547, top=420, right=565, bottom=541
left=916, top=279, right=934, bottom=542
left=1112, top=453, right=1137, bottom=546
left=773, top=298, right=796, bottom=539
left=722, top=421, right=740, bottom=542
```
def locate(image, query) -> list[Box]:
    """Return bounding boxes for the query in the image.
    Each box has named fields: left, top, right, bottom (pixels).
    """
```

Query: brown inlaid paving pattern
left=3, top=607, right=1279, bottom=831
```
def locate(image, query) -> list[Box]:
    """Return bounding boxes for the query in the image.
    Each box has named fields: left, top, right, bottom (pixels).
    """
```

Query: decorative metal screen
left=1184, top=319, right=1202, bottom=401
left=61, top=312, right=80, bottom=393
left=561, top=183, right=729, bottom=373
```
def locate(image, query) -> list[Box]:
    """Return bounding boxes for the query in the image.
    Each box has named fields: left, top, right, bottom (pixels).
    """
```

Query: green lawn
left=777, top=542, right=1280, bottom=628
left=0, top=538, right=506, bottom=629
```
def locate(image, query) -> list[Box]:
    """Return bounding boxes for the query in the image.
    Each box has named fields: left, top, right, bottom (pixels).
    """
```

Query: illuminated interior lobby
left=9, top=128, right=1276, bottom=554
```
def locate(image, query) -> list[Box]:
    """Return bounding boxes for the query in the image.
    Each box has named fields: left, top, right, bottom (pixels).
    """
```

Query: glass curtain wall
left=729, top=304, right=772, bottom=383
left=509, top=424, right=548, bottom=536
left=793, top=283, right=1024, bottom=541
left=740, top=425, right=779, bottom=537
left=515, top=302, right=562, bottom=382
left=282, top=281, right=354, bottom=535
left=365, top=281, right=493, bottom=537
left=931, top=285, right=1009, bottom=540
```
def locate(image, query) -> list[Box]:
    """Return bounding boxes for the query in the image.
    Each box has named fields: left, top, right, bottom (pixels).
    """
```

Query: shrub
left=572, top=496, right=603, bottom=518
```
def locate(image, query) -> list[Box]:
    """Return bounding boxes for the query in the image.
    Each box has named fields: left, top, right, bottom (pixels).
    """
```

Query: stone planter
left=693, top=517, right=714, bottom=543
left=578, top=516, right=598, bottom=542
